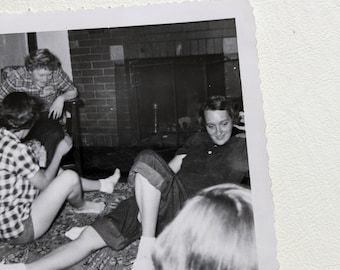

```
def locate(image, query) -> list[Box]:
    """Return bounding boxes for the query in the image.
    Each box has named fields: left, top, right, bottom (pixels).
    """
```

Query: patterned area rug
left=0, top=182, right=139, bottom=270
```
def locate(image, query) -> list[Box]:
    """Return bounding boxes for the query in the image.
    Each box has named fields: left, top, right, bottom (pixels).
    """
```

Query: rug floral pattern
left=0, top=183, right=139, bottom=270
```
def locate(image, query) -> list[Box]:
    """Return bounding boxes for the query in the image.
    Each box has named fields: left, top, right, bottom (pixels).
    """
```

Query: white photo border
left=0, top=0, right=278, bottom=269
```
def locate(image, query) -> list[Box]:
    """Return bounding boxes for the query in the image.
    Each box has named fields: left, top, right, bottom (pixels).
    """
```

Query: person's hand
left=55, top=134, right=73, bottom=157
left=233, top=111, right=246, bottom=131
left=25, top=139, right=47, bottom=167
left=48, top=96, right=65, bottom=119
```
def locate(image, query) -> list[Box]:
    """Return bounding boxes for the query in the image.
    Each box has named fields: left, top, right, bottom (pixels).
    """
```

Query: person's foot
left=72, top=201, right=105, bottom=214
left=132, top=236, right=156, bottom=270
left=99, top=168, right=121, bottom=193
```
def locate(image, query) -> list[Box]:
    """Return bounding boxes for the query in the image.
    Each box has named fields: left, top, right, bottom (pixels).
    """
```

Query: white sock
left=99, top=179, right=113, bottom=193
left=99, top=168, right=120, bottom=194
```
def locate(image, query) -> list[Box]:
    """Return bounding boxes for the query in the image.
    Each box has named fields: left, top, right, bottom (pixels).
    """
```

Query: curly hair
left=25, top=48, right=61, bottom=72
left=0, top=92, right=40, bottom=131
left=152, top=183, right=258, bottom=270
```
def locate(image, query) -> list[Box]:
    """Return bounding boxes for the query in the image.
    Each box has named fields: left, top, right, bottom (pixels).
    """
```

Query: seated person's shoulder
left=55, top=68, right=72, bottom=80
left=235, top=132, right=246, bottom=139
left=228, top=135, right=247, bottom=150
left=231, top=134, right=246, bottom=143
left=2, top=66, right=26, bottom=80
left=186, top=130, right=211, bottom=144
left=175, top=130, right=212, bottom=155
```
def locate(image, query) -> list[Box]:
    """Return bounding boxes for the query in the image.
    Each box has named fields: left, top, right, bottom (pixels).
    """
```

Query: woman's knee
left=135, top=149, right=157, bottom=162
left=135, top=173, right=151, bottom=185
left=56, top=170, right=80, bottom=188
left=135, top=173, right=161, bottom=200
left=77, top=226, right=107, bottom=251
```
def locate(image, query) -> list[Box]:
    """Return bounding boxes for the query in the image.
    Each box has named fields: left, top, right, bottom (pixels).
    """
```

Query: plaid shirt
left=0, top=128, right=40, bottom=240
left=0, top=67, right=76, bottom=111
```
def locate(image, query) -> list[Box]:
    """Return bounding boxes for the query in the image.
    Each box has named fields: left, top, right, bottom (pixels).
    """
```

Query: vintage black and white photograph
left=0, top=1, right=277, bottom=269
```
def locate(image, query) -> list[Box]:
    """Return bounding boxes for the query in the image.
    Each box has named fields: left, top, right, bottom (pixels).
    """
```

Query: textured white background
left=1, top=0, right=340, bottom=269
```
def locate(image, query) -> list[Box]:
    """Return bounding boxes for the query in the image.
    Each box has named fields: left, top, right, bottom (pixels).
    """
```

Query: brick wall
left=68, top=19, right=237, bottom=147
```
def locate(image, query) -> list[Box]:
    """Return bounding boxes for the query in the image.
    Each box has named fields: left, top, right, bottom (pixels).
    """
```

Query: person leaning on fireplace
left=0, top=48, right=78, bottom=167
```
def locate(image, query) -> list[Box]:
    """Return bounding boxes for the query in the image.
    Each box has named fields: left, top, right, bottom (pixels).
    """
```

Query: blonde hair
left=152, top=183, right=258, bottom=270
left=25, top=48, right=61, bottom=72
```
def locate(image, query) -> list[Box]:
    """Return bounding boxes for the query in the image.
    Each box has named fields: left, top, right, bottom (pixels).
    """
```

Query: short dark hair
left=0, top=92, right=40, bottom=131
left=199, top=95, right=236, bottom=126
left=25, top=48, right=61, bottom=72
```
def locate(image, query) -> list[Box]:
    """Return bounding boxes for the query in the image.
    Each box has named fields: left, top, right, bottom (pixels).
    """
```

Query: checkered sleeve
left=0, top=72, right=18, bottom=101
left=17, top=145, right=40, bottom=179
left=0, top=140, right=40, bottom=240
left=55, top=69, right=77, bottom=94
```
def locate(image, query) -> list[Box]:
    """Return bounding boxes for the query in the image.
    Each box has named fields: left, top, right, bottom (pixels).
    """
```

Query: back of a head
left=0, top=92, right=40, bottom=132
left=152, top=183, right=258, bottom=270
left=25, top=48, right=61, bottom=72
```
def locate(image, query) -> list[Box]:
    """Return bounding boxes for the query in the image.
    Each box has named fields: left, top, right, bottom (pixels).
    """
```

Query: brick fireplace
left=68, top=19, right=241, bottom=147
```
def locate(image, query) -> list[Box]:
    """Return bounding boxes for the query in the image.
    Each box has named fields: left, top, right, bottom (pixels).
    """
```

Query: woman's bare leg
left=30, top=170, right=104, bottom=239
left=133, top=173, right=160, bottom=270
left=57, top=168, right=121, bottom=193
left=26, top=226, right=107, bottom=270
left=134, top=173, right=161, bottom=237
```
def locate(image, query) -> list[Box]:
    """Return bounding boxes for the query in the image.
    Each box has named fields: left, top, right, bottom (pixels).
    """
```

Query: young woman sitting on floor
left=0, top=92, right=120, bottom=248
